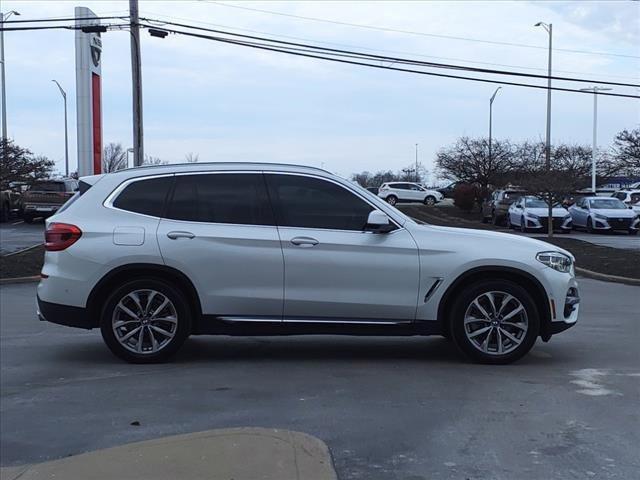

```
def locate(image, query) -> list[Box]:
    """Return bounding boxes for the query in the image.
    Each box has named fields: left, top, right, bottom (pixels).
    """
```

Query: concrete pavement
left=1, top=279, right=639, bottom=479
left=0, top=428, right=336, bottom=480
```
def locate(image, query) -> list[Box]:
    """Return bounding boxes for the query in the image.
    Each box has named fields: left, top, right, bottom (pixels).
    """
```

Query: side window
left=266, top=174, right=374, bottom=231
left=409, top=185, right=421, bottom=191
left=166, top=173, right=274, bottom=225
left=113, top=176, right=174, bottom=217
left=614, top=192, right=626, bottom=201
left=394, top=184, right=407, bottom=190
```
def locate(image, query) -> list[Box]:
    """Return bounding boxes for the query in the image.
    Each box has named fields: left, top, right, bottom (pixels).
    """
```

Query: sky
left=2, top=0, right=639, bottom=183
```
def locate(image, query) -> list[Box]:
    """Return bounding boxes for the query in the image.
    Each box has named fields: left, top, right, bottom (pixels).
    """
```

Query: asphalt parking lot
left=0, top=221, right=44, bottom=255
left=1, top=279, right=638, bottom=480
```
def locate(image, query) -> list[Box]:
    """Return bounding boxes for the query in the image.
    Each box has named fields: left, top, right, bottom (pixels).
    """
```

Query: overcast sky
left=3, top=0, right=639, bottom=181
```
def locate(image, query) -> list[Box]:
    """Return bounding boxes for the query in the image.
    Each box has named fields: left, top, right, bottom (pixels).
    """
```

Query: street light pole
left=415, top=143, right=419, bottom=182
left=129, top=0, right=144, bottom=166
left=580, top=86, right=612, bottom=193
left=535, top=21, right=553, bottom=237
left=488, top=87, right=502, bottom=167
left=52, top=80, right=69, bottom=177
left=1, top=10, right=20, bottom=144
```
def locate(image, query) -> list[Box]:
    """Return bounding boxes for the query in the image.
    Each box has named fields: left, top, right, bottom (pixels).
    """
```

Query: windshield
left=29, top=181, right=64, bottom=192
left=524, top=198, right=547, bottom=208
left=589, top=198, right=627, bottom=209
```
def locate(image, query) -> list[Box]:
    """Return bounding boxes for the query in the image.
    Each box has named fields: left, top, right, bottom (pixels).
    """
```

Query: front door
left=265, top=173, right=420, bottom=322
left=157, top=173, right=283, bottom=318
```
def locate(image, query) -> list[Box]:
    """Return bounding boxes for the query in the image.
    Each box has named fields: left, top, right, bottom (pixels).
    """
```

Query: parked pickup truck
left=22, top=179, right=79, bottom=223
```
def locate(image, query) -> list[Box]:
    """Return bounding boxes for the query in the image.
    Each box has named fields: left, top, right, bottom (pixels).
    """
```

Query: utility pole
left=52, top=80, right=69, bottom=176
left=415, top=143, right=419, bottom=183
left=535, top=21, right=553, bottom=237
left=1, top=10, right=20, bottom=148
left=580, top=86, right=612, bottom=193
left=129, top=0, right=144, bottom=166
left=488, top=87, right=502, bottom=168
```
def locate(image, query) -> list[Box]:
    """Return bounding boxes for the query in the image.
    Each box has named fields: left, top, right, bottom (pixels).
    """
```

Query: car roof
left=88, top=162, right=332, bottom=182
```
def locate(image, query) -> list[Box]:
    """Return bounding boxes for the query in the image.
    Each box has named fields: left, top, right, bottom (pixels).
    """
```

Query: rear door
left=157, top=172, right=284, bottom=319
left=265, top=173, right=420, bottom=322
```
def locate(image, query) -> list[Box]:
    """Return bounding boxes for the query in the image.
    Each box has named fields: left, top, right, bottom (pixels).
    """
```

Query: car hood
left=590, top=208, right=637, bottom=218
left=412, top=224, right=573, bottom=259
left=522, top=207, right=568, bottom=217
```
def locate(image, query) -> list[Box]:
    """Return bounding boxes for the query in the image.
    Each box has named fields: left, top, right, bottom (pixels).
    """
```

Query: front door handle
left=167, top=231, right=195, bottom=240
left=290, top=236, right=319, bottom=247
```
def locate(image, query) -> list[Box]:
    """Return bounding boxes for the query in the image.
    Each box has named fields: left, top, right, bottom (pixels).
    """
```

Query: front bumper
left=591, top=216, right=639, bottom=231
left=538, top=268, right=580, bottom=341
left=525, top=216, right=572, bottom=231
left=37, top=295, right=95, bottom=329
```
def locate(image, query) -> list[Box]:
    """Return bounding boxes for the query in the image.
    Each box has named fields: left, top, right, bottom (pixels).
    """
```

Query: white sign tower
left=74, top=7, right=103, bottom=177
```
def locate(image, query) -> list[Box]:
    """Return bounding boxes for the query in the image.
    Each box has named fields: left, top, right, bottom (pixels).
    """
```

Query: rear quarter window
left=112, top=176, right=174, bottom=217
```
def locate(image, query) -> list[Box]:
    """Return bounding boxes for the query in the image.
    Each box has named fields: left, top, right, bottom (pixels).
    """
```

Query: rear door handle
left=167, top=231, right=195, bottom=240
left=290, top=236, right=319, bottom=247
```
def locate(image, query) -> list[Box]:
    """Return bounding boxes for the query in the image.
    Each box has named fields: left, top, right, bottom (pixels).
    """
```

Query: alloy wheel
left=112, top=289, right=178, bottom=354
left=463, top=291, right=528, bottom=356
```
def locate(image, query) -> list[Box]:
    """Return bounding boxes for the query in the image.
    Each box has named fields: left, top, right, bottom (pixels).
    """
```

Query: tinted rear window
left=165, top=173, right=274, bottom=225
left=30, top=182, right=64, bottom=192
left=113, top=176, right=173, bottom=217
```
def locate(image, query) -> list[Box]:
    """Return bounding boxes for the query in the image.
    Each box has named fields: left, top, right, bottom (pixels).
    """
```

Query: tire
left=23, top=215, right=34, bottom=224
left=386, top=195, right=398, bottom=206
left=423, top=196, right=436, bottom=206
left=100, top=278, right=192, bottom=363
left=520, top=216, right=527, bottom=233
left=0, top=203, right=9, bottom=223
left=587, top=217, right=594, bottom=234
left=449, top=279, right=540, bottom=365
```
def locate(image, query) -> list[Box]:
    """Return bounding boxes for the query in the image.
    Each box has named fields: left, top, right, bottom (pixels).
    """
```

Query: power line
left=201, top=0, right=640, bottom=60
left=3, top=15, right=130, bottom=24
left=141, top=11, right=640, bottom=82
left=138, top=18, right=640, bottom=89
left=139, top=23, right=640, bottom=99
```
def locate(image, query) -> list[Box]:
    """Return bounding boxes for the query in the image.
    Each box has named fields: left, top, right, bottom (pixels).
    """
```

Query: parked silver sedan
left=568, top=197, right=639, bottom=235
left=508, top=196, right=572, bottom=233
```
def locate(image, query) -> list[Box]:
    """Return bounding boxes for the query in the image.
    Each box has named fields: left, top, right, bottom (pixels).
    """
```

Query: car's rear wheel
left=423, top=196, right=436, bottom=206
left=386, top=195, right=398, bottom=206
left=450, top=280, right=540, bottom=364
left=100, top=278, right=191, bottom=363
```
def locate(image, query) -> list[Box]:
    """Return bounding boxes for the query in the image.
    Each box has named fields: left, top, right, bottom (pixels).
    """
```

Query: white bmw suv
left=37, top=163, right=579, bottom=364
left=378, top=182, right=444, bottom=206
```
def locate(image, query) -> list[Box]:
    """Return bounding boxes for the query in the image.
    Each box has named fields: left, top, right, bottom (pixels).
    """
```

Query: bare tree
left=0, top=139, right=54, bottom=188
left=611, top=127, right=640, bottom=176
left=436, top=137, right=514, bottom=192
left=102, top=143, right=128, bottom=173
left=143, top=155, right=168, bottom=166
left=184, top=152, right=199, bottom=163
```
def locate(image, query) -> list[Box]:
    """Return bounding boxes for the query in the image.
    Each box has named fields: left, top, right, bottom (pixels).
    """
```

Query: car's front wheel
left=386, top=195, right=398, bottom=206
left=450, top=280, right=540, bottom=364
left=100, top=278, right=191, bottom=363
left=423, top=196, right=436, bottom=206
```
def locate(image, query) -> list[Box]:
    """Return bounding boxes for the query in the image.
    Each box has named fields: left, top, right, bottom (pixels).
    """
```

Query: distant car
left=22, top=179, right=79, bottom=223
left=482, top=188, right=527, bottom=226
left=568, top=197, right=639, bottom=235
left=436, top=181, right=463, bottom=199
left=366, top=186, right=379, bottom=195
left=611, top=189, right=640, bottom=206
left=378, top=182, right=443, bottom=206
left=507, top=196, right=572, bottom=233
left=0, top=188, right=22, bottom=222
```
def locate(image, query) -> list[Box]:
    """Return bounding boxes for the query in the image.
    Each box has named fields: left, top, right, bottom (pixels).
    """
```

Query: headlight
left=527, top=213, right=540, bottom=220
left=536, top=251, right=572, bottom=273
left=593, top=213, right=608, bottom=220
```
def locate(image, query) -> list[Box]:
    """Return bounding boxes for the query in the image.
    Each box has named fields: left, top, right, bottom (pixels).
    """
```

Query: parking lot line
left=11, top=221, right=24, bottom=226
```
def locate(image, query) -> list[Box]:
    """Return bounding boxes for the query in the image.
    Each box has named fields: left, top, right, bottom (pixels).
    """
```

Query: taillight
left=45, top=223, right=82, bottom=251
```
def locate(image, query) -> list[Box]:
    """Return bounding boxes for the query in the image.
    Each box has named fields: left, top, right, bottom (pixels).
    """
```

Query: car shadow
left=45, top=334, right=574, bottom=367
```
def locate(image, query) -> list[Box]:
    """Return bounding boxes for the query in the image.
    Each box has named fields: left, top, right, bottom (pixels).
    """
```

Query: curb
left=575, top=267, right=640, bottom=286
left=1, top=243, right=42, bottom=258
left=0, top=276, right=40, bottom=285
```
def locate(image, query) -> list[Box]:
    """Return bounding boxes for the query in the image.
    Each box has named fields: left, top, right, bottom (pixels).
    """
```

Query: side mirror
left=366, top=210, right=395, bottom=233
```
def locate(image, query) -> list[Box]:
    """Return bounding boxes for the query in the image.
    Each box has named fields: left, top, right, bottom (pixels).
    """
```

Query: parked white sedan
left=508, top=196, right=572, bottom=233
left=569, top=197, right=639, bottom=235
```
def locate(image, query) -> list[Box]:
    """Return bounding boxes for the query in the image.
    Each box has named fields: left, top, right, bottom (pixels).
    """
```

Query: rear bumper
left=37, top=295, right=95, bottom=329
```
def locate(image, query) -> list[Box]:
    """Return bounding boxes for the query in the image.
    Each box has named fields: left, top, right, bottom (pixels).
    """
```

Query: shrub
left=453, top=183, right=476, bottom=212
